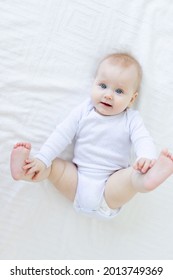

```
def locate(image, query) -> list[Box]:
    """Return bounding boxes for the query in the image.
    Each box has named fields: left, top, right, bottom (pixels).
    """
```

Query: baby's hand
left=23, top=158, right=46, bottom=180
left=133, top=158, right=156, bottom=174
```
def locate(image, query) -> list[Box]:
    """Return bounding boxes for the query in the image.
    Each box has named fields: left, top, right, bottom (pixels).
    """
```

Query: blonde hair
left=97, top=52, right=142, bottom=91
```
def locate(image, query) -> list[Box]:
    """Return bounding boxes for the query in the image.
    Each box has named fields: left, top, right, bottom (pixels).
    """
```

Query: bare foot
left=10, top=142, right=33, bottom=180
left=143, top=149, right=173, bottom=191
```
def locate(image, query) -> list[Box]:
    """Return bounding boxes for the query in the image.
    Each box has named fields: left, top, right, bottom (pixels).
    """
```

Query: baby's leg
left=11, top=142, right=78, bottom=200
left=48, top=159, right=78, bottom=201
left=10, top=142, right=50, bottom=181
left=105, top=149, right=173, bottom=209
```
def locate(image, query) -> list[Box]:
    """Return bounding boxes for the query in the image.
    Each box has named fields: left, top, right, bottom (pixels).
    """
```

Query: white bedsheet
left=0, top=0, right=173, bottom=259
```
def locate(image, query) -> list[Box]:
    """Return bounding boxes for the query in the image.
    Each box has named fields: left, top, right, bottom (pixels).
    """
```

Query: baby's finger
left=141, top=160, right=150, bottom=173
left=26, top=166, right=38, bottom=175
left=133, top=162, right=138, bottom=170
left=32, top=171, right=40, bottom=181
left=150, top=159, right=156, bottom=168
left=133, top=160, right=142, bottom=171
left=23, top=162, right=35, bottom=170
left=137, top=158, right=146, bottom=170
left=25, top=158, right=34, bottom=164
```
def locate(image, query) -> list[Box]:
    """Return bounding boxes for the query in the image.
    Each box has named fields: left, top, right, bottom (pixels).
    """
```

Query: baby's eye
left=99, top=83, right=107, bottom=89
left=115, top=88, right=124, bottom=94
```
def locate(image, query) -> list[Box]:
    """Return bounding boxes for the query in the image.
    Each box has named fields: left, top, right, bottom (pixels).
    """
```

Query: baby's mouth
left=100, top=102, right=112, bottom=107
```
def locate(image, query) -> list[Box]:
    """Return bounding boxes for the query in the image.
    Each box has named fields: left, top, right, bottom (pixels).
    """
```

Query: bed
left=0, top=0, right=173, bottom=259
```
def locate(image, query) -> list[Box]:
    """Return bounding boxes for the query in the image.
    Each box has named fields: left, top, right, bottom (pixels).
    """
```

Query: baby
left=10, top=53, right=173, bottom=219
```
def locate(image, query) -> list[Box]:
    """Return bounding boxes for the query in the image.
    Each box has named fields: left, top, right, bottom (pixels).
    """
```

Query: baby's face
left=91, top=59, right=138, bottom=116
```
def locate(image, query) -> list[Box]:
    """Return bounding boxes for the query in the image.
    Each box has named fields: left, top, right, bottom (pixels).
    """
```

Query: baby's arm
left=133, top=158, right=156, bottom=173
left=129, top=110, right=157, bottom=173
left=35, top=99, right=90, bottom=168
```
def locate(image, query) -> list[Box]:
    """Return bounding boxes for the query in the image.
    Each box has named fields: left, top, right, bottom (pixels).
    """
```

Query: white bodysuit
left=36, top=99, right=156, bottom=218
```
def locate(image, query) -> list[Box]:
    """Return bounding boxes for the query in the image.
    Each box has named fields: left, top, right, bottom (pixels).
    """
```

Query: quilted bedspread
left=0, top=0, right=173, bottom=259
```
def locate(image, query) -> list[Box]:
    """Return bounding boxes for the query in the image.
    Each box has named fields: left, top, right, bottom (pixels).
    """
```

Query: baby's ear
left=130, top=91, right=138, bottom=106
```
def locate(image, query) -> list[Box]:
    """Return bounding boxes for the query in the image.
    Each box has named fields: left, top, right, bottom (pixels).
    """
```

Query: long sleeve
left=129, top=110, right=157, bottom=160
left=35, top=100, right=90, bottom=167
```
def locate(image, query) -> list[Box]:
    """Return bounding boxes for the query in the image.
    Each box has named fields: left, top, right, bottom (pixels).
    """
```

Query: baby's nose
left=104, top=93, right=113, bottom=100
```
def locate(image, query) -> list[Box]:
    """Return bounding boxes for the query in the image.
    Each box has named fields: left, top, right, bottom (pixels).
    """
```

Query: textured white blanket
left=0, top=0, right=173, bottom=259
